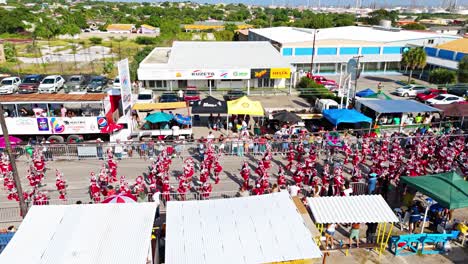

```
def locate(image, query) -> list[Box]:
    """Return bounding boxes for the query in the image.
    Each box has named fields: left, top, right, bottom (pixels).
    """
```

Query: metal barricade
left=0, top=207, right=22, bottom=223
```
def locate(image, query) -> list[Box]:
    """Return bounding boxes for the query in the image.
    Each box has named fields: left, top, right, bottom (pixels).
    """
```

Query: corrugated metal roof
left=166, top=192, right=322, bottom=264
left=358, top=99, right=441, bottom=114
left=0, top=203, right=157, bottom=264
left=436, top=38, right=468, bottom=53
left=307, top=195, right=399, bottom=224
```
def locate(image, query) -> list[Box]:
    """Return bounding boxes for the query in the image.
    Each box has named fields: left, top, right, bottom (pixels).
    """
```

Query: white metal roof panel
left=307, top=195, right=399, bottom=224
left=250, top=26, right=459, bottom=45
left=0, top=203, right=157, bottom=264
left=166, top=192, right=322, bottom=264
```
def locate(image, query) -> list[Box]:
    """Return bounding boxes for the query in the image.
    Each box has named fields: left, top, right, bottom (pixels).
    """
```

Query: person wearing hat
left=368, top=172, right=378, bottom=194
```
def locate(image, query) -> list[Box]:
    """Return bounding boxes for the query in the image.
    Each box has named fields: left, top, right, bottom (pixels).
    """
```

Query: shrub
left=429, top=68, right=456, bottom=85
left=134, top=36, right=158, bottom=45
left=89, top=37, right=102, bottom=45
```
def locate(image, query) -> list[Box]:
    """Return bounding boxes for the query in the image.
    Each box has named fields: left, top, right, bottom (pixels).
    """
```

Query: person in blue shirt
left=368, top=173, right=378, bottom=194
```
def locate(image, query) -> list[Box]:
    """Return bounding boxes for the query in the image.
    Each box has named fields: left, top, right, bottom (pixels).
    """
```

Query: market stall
left=227, top=96, right=264, bottom=116
left=434, top=103, right=468, bottom=128
left=191, top=96, right=227, bottom=114
left=322, top=109, right=372, bottom=128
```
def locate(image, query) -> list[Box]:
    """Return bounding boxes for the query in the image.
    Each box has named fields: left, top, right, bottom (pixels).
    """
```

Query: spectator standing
left=366, top=222, right=378, bottom=244
left=368, top=173, right=377, bottom=194
left=177, top=89, right=184, bottom=100
left=96, top=138, right=104, bottom=160
left=349, top=223, right=361, bottom=248
left=114, top=140, right=123, bottom=160
left=288, top=183, right=301, bottom=197
left=60, top=105, right=67, bottom=117
left=325, top=223, right=336, bottom=249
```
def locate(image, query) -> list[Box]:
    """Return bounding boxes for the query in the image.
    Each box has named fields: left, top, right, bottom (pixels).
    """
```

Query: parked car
left=0, top=77, right=21, bottom=94
left=86, top=76, right=108, bottom=93
left=159, top=92, right=179, bottom=103
left=183, top=88, right=201, bottom=104
left=64, top=75, right=87, bottom=93
left=446, top=84, right=468, bottom=97
left=223, top=89, right=245, bottom=101
left=416, top=89, right=447, bottom=102
left=38, top=75, right=64, bottom=94
left=307, top=74, right=338, bottom=90
left=18, top=74, right=42, bottom=94
left=136, top=90, right=154, bottom=104
left=426, top=94, right=465, bottom=105
left=394, top=85, right=428, bottom=97
left=113, top=77, right=121, bottom=89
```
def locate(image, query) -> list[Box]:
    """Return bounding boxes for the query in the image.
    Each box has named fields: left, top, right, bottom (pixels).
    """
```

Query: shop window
left=257, top=79, right=275, bottom=88
left=155, top=80, right=167, bottom=88
left=319, top=63, right=336, bottom=73
left=148, top=80, right=155, bottom=88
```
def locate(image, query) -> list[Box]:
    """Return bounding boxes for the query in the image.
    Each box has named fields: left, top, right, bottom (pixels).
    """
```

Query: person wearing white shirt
left=288, top=183, right=301, bottom=197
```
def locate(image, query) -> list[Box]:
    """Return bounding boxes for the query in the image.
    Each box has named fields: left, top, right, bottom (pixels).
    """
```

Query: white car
left=136, top=90, right=154, bottom=104
left=394, top=85, right=428, bottom=97
left=0, top=77, right=21, bottom=94
left=38, top=75, right=65, bottom=93
left=426, top=94, right=465, bottom=105
left=113, top=77, right=121, bottom=89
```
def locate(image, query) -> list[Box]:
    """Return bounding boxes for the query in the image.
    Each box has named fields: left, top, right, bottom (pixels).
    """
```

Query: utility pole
left=0, top=105, right=28, bottom=217
left=353, top=55, right=363, bottom=103
left=310, top=29, right=318, bottom=74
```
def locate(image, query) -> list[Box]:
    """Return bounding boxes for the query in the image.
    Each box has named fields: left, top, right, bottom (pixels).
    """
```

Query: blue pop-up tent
left=356, top=88, right=376, bottom=97
left=323, top=109, right=372, bottom=126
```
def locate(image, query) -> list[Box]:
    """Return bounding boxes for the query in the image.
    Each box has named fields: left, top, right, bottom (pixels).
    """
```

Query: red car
left=306, top=73, right=338, bottom=90
left=416, top=89, right=447, bottom=102
left=183, top=88, right=201, bottom=104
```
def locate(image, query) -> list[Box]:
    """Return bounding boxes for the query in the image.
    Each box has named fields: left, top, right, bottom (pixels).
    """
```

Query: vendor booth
left=356, top=88, right=375, bottom=97
left=307, top=195, right=399, bottom=257
left=227, top=96, right=264, bottom=116
left=165, top=192, right=322, bottom=264
left=322, top=109, right=372, bottom=128
left=390, top=172, right=468, bottom=256
left=355, top=99, right=441, bottom=130
left=434, top=103, right=468, bottom=129
left=0, top=203, right=158, bottom=264
left=361, top=91, right=392, bottom=100
left=131, top=102, right=192, bottom=139
left=191, top=96, right=227, bottom=114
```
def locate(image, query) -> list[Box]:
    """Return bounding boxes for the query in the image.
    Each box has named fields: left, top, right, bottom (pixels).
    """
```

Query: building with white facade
left=138, top=41, right=292, bottom=92
left=249, top=26, right=460, bottom=75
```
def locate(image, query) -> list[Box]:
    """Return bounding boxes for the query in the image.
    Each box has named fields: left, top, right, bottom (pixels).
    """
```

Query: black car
left=223, top=89, right=245, bottom=101
left=447, top=84, right=468, bottom=97
left=159, top=92, right=180, bottom=103
left=86, top=76, right=108, bottom=93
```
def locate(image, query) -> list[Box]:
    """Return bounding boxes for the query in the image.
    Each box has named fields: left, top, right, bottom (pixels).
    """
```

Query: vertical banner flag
left=118, top=58, right=132, bottom=117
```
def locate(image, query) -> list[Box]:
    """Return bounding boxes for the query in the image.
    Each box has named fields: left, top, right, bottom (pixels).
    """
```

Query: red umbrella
left=100, top=123, right=123, bottom=134
left=0, top=136, right=22, bottom=148
left=101, top=193, right=137, bottom=203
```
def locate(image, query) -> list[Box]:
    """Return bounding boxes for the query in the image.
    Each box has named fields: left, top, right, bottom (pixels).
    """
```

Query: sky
left=104, top=0, right=468, bottom=7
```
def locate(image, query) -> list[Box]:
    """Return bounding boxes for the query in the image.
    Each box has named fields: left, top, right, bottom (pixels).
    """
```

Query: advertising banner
left=270, top=68, right=291, bottom=79
left=174, top=69, right=250, bottom=80
left=118, top=58, right=132, bottom=117
left=49, top=117, right=101, bottom=134
left=250, top=68, right=270, bottom=79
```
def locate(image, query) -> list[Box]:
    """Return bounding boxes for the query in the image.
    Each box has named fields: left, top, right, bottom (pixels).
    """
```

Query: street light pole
left=0, top=104, right=28, bottom=217
left=352, top=55, right=363, bottom=103
left=310, top=29, right=319, bottom=74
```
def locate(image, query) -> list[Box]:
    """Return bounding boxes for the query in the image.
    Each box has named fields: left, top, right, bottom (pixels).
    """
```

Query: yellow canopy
left=227, top=96, right=264, bottom=116
left=132, top=102, right=187, bottom=111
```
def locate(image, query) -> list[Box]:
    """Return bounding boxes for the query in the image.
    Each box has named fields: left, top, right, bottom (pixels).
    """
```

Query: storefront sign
left=270, top=68, right=291, bottom=79
left=174, top=69, right=250, bottom=80
left=251, top=69, right=270, bottom=79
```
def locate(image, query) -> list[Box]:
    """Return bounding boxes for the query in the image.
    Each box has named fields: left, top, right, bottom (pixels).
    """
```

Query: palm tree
left=401, top=47, right=427, bottom=83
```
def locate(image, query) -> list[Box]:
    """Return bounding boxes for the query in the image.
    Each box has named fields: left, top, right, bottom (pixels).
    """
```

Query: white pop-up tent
left=0, top=203, right=157, bottom=264
left=165, top=192, right=322, bottom=264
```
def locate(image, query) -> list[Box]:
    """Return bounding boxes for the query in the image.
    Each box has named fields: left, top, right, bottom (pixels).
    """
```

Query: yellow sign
left=270, top=68, right=291, bottom=79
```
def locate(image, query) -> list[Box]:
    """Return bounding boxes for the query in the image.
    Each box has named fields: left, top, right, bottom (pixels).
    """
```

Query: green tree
left=103, top=62, right=114, bottom=75
left=89, top=37, right=103, bottom=45
left=60, top=24, right=81, bottom=36
left=402, top=23, right=426, bottom=30
left=401, top=47, right=427, bottom=83
left=3, top=42, right=16, bottom=62
left=214, top=30, right=234, bottom=41
left=429, top=68, right=457, bottom=85
left=366, top=9, right=399, bottom=25
left=224, top=23, right=238, bottom=32
left=458, top=56, right=468, bottom=83
left=134, top=36, right=158, bottom=45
